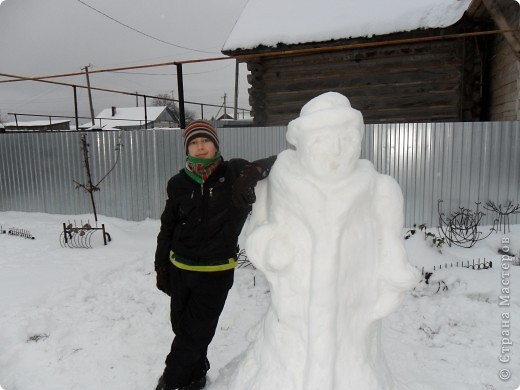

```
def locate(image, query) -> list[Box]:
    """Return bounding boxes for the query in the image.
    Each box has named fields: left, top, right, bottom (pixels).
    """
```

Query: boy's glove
left=155, top=263, right=171, bottom=296
left=232, top=164, right=263, bottom=208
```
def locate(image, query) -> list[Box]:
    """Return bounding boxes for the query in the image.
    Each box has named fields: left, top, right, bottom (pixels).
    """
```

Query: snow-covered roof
left=80, top=106, right=171, bottom=129
left=4, top=119, right=70, bottom=127
left=223, top=0, right=473, bottom=52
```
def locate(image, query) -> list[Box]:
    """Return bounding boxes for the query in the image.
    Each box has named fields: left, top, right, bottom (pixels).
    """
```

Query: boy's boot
left=179, top=375, right=206, bottom=390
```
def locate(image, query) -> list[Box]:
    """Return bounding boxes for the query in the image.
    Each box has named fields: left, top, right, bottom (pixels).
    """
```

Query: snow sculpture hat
left=183, top=120, right=220, bottom=154
left=286, top=92, right=364, bottom=148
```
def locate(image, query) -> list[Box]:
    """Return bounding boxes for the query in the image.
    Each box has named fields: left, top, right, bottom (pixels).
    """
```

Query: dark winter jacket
left=155, top=156, right=276, bottom=272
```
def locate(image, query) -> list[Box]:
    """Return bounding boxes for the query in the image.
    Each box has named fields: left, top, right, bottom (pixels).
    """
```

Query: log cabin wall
left=246, top=35, right=485, bottom=126
left=487, top=0, right=520, bottom=120
left=238, top=11, right=495, bottom=127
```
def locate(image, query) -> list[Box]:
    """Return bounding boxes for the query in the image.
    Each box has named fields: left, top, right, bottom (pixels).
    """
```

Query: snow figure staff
left=228, top=92, right=419, bottom=390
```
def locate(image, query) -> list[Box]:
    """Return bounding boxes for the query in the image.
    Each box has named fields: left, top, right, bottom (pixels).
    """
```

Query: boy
left=154, top=120, right=275, bottom=390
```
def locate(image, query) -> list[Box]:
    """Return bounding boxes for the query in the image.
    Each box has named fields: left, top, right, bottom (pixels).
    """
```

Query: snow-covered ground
left=0, top=211, right=519, bottom=390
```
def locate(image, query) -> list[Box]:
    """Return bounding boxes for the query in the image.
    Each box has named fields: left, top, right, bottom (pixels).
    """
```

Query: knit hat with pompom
left=183, top=120, right=219, bottom=155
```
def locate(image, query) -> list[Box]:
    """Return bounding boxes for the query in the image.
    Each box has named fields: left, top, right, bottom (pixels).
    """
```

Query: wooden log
left=260, top=40, right=462, bottom=70
left=259, top=104, right=462, bottom=126
left=481, top=0, right=520, bottom=61
left=257, top=72, right=462, bottom=97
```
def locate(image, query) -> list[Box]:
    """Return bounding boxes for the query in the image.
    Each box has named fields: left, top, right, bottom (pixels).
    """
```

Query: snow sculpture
left=229, top=92, right=419, bottom=390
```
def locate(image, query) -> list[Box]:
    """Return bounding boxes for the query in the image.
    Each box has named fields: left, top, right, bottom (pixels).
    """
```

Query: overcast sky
left=0, top=0, right=249, bottom=124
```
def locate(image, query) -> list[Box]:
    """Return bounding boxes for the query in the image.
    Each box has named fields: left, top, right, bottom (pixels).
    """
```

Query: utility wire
left=76, top=0, right=219, bottom=55
left=113, top=63, right=233, bottom=76
left=0, top=70, right=250, bottom=112
left=2, top=27, right=519, bottom=85
left=0, top=56, right=230, bottom=85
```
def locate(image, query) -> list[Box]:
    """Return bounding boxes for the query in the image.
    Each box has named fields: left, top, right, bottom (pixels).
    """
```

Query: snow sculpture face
left=286, top=92, right=364, bottom=181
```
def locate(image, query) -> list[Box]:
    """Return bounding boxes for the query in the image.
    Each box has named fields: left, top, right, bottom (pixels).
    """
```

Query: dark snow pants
left=163, top=263, right=234, bottom=388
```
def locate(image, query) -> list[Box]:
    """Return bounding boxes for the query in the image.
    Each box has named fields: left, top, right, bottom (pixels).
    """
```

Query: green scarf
left=184, top=152, right=222, bottom=184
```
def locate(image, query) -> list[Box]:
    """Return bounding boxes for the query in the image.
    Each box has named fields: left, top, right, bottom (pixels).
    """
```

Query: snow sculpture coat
left=227, top=92, right=419, bottom=390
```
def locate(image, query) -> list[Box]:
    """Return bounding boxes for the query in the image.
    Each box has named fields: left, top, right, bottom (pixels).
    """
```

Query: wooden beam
left=481, top=0, right=520, bottom=61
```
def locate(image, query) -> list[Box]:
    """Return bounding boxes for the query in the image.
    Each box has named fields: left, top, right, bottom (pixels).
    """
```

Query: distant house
left=4, top=119, right=71, bottom=132
left=223, top=0, right=520, bottom=125
left=80, top=106, right=179, bottom=130
left=218, top=112, right=234, bottom=120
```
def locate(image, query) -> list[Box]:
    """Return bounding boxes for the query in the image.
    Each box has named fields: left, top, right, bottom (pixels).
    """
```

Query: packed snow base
left=0, top=212, right=519, bottom=390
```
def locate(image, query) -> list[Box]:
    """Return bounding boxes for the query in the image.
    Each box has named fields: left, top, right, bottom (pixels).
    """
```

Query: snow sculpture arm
left=372, top=175, right=420, bottom=319
left=247, top=152, right=310, bottom=275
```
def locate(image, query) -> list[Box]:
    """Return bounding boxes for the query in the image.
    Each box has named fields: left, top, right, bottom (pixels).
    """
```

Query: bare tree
left=151, top=93, right=196, bottom=122
left=73, top=134, right=123, bottom=222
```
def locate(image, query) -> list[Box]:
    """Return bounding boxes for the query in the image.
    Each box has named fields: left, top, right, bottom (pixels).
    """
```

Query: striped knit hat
left=183, top=120, right=220, bottom=155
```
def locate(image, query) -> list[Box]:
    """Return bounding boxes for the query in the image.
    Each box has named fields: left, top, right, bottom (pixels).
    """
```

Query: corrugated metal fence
left=1, top=122, right=519, bottom=227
